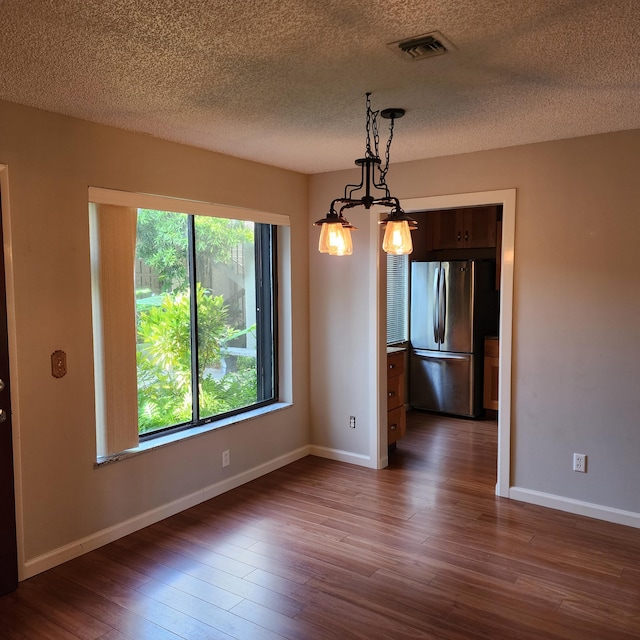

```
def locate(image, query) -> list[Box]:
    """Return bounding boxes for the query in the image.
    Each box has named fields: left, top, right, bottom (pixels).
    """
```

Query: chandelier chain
left=364, top=92, right=395, bottom=184
left=380, top=116, right=395, bottom=185
left=365, top=92, right=380, bottom=161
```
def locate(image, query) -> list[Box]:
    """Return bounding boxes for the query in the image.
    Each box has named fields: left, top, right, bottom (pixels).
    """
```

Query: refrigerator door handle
left=433, top=267, right=440, bottom=343
left=438, top=267, right=446, bottom=343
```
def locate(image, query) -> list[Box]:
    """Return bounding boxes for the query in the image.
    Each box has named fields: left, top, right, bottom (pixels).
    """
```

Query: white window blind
left=90, top=203, right=140, bottom=457
left=386, top=253, right=408, bottom=345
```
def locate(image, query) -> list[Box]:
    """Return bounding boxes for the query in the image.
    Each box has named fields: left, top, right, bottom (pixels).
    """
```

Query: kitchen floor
left=390, top=409, right=498, bottom=488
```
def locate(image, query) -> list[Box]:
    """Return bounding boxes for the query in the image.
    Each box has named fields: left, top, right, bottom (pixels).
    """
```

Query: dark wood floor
left=2, top=412, right=640, bottom=639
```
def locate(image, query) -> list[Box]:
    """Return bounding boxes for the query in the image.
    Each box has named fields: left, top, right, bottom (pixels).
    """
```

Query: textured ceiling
left=1, top=0, right=639, bottom=174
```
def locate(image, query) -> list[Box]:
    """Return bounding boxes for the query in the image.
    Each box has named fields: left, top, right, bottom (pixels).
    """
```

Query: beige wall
left=0, top=99, right=310, bottom=574
left=309, top=129, right=640, bottom=516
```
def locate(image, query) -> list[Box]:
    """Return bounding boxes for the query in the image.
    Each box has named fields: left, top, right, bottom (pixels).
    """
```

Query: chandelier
left=314, top=92, right=417, bottom=256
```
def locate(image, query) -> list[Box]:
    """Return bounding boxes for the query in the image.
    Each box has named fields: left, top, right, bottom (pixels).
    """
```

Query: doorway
left=389, top=189, right=515, bottom=497
left=0, top=172, right=18, bottom=595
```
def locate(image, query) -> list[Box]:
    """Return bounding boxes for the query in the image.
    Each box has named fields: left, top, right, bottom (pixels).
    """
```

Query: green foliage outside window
left=136, top=285, right=257, bottom=432
left=135, top=210, right=259, bottom=434
left=136, top=209, right=253, bottom=288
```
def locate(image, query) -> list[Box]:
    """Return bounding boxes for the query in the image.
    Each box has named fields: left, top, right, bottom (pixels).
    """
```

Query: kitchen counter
left=387, top=345, right=407, bottom=354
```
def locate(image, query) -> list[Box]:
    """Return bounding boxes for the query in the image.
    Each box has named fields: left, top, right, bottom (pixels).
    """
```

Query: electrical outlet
left=573, top=453, right=587, bottom=473
left=349, top=416, right=356, bottom=428
left=222, top=449, right=230, bottom=468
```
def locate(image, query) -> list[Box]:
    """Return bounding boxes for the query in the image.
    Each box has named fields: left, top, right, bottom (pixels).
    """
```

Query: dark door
left=0, top=195, right=18, bottom=595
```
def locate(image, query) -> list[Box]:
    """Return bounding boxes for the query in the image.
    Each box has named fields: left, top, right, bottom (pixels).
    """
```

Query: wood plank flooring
left=2, top=411, right=640, bottom=639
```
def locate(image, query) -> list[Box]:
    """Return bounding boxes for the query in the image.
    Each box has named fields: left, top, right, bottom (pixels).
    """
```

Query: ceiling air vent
left=387, top=31, right=455, bottom=61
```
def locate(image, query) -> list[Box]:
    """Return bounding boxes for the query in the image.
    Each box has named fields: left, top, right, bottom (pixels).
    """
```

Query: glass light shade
left=382, top=220, right=413, bottom=255
left=318, top=222, right=353, bottom=256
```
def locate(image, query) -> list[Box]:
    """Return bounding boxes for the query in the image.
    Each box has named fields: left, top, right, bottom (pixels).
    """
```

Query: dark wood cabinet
left=428, top=206, right=498, bottom=250
left=387, top=350, right=406, bottom=445
left=483, top=337, right=499, bottom=411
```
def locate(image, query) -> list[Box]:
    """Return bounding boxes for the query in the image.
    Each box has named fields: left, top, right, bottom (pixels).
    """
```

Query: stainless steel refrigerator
left=409, top=260, right=497, bottom=417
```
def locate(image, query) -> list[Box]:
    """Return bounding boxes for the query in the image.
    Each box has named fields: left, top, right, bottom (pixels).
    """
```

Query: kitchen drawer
left=387, top=351, right=404, bottom=376
left=387, top=406, right=406, bottom=444
left=387, top=372, right=404, bottom=410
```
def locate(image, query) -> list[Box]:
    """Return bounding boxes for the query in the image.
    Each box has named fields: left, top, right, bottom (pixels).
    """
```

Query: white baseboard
left=21, top=445, right=311, bottom=580
left=509, top=486, right=640, bottom=529
left=309, top=445, right=371, bottom=467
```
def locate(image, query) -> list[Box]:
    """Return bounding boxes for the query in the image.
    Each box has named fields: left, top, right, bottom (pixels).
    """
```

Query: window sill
left=95, top=401, right=292, bottom=467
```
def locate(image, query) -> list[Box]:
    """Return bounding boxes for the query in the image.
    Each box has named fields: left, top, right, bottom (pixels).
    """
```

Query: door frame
left=395, top=189, right=516, bottom=497
left=0, top=164, right=24, bottom=578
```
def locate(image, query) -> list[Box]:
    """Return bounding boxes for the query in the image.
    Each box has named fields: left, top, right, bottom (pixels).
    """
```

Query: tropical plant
left=136, top=284, right=257, bottom=433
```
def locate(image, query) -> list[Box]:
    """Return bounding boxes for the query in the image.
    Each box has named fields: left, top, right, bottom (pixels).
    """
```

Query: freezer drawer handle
left=412, top=350, right=471, bottom=361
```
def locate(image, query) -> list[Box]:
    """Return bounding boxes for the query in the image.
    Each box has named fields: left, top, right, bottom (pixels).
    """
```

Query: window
left=90, top=189, right=285, bottom=458
left=386, top=253, right=408, bottom=345
left=135, top=210, right=277, bottom=436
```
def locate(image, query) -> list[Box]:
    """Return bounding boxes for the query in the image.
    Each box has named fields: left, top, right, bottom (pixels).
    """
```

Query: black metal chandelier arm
left=344, top=183, right=390, bottom=202
left=331, top=198, right=350, bottom=210
left=343, top=174, right=366, bottom=200
left=323, top=198, right=358, bottom=215
left=370, top=172, right=391, bottom=198
left=328, top=198, right=352, bottom=215
left=344, top=156, right=378, bottom=200
left=371, top=197, right=399, bottom=211
left=333, top=198, right=368, bottom=214
left=338, top=200, right=367, bottom=215
left=341, top=197, right=397, bottom=215
left=344, top=156, right=390, bottom=202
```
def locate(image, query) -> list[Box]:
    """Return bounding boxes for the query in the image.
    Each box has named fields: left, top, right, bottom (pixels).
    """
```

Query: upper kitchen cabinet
left=428, top=206, right=498, bottom=250
left=410, top=206, right=501, bottom=280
